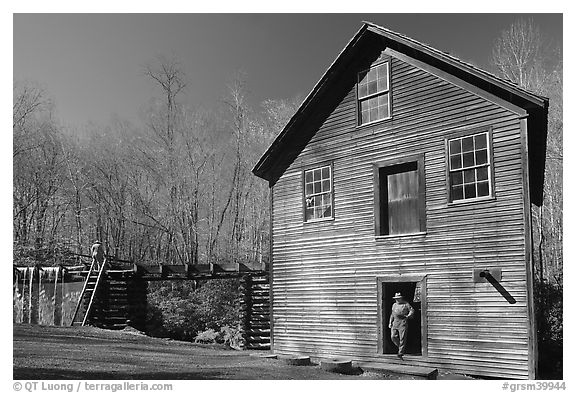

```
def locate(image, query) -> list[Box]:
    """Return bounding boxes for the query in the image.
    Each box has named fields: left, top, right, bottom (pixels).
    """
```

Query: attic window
left=357, top=61, right=391, bottom=125
left=304, top=165, right=333, bottom=222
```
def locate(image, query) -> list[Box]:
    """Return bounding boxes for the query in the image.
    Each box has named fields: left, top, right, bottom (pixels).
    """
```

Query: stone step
left=278, top=355, right=311, bottom=366
left=357, top=362, right=438, bottom=380
left=245, top=344, right=271, bottom=350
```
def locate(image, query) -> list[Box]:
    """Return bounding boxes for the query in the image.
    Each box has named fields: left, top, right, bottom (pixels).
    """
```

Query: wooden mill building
left=252, top=22, right=548, bottom=379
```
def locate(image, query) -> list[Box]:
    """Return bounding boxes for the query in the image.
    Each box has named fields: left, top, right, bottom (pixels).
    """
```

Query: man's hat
left=393, top=292, right=403, bottom=299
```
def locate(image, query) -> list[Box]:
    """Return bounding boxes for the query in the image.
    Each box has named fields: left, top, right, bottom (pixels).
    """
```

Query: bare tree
left=13, top=60, right=296, bottom=270
left=492, top=18, right=548, bottom=93
left=144, top=56, right=187, bottom=145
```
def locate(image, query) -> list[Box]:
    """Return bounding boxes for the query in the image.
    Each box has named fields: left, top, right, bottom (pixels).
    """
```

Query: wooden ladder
left=70, top=258, right=108, bottom=326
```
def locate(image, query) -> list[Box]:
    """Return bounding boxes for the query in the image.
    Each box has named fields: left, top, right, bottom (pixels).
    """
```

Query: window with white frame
left=304, top=165, right=333, bottom=221
left=448, top=131, right=491, bottom=202
left=357, top=62, right=391, bottom=125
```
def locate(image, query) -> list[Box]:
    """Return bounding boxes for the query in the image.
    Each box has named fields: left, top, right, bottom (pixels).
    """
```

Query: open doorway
left=377, top=276, right=427, bottom=356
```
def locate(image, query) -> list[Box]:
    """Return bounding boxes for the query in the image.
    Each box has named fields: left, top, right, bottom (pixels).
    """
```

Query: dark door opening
left=381, top=281, right=422, bottom=355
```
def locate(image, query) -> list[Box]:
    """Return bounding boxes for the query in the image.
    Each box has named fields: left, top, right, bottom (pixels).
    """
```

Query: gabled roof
left=253, top=22, right=548, bottom=203
left=363, top=22, right=548, bottom=106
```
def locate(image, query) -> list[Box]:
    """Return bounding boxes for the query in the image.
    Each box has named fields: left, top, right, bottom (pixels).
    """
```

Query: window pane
left=450, top=154, right=462, bottom=170
left=361, top=110, right=369, bottom=124
left=377, top=77, right=388, bottom=92
left=360, top=99, right=370, bottom=112
left=313, top=181, right=321, bottom=194
left=462, top=137, right=474, bottom=152
left=377, top=63, right=388, bottom=80
left=477, top=181, right=490, bottom=197
left=378, top=102, right=390, bottom=119
left=377, top=63, right=389, bottom=90
left=368, top=81, right=377, bottom=95
left=323, top=205, right=332, bottom=218
left=463, top=152, right=475, bottom=168
left=464, top=183, right=476, bottom=199
left=449, top=139, right=461, bottom=154
left=477, top=167, right=488, bottom=181
left=474, top=133, right=487, bottom=149
left=450, top=172, right=463, bottom=186
left=463, top=169, right=475, bottom=184
left=305, top=208, right=314, bottom=221
left=475, top=149, right=488, bottom=165
left=305, top=183, right=313, bottom=196
left=314, top=169, right=321, bottom=181
left=312, top=207, right=320, bottom=219
left=370, top=96, right=378, bottom=109
left=368, top=69, right=377, bottom=81
left=451, top=185, right=464, bottom=201
left=378, top=94, right=388, bottom=107
left=305, top=171, right=312, bottom=183
left=321, top=166, right=330, bottom=179
left=370, top=108, right=378, bottom=122
left=321, top=180, right=330, bottom=193
left=358, top=84, right=368, bottom=98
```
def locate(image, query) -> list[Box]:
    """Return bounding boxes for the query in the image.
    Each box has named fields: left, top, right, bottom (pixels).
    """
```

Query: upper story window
left=304, top=165, right=333, bottom=222
left=448, top=131, right=492, bottom=202
left=357, top=62, right=391, bottom=125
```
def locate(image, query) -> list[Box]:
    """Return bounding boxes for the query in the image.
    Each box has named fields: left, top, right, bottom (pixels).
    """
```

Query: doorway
left=377, top=275, right=427, bottom=356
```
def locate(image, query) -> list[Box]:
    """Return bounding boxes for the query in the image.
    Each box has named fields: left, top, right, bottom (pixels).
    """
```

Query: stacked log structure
left=88, top=270, right=147, bottom=330
left=239, top=273, right=271, bottom=350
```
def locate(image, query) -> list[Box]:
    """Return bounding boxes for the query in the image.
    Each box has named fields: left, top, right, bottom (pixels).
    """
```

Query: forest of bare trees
left=13, top=57, right=300, bottom=268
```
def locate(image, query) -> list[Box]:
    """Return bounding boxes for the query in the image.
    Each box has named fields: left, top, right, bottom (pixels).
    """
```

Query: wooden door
left=379, top=161, right=420, bottom=235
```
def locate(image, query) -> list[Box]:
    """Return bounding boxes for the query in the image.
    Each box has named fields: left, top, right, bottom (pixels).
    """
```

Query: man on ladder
left=91, top=241, right=105, bottom=270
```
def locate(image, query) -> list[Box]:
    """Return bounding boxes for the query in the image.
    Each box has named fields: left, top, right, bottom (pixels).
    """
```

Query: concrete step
left=358, top=362, right=438, bottom=380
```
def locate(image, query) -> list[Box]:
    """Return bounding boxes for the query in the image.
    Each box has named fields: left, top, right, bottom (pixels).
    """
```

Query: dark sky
left=13, top=13, right=562, bottom=127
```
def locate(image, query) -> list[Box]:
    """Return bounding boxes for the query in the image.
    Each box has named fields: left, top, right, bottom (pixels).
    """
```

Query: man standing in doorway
left=389, top=292, right=415, bottom=359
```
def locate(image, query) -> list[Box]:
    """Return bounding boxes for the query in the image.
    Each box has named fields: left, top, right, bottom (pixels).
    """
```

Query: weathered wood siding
left=271, top=55, right=532, bottom=378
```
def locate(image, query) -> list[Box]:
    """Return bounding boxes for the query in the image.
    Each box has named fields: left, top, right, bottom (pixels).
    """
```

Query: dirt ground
left=13, top=324, right=467, bottom=380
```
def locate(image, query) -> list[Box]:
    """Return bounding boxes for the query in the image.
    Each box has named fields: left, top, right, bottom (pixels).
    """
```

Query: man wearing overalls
left=389, top=292, right=415, bottom=359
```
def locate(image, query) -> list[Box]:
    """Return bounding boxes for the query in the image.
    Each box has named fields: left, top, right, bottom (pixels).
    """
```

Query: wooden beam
left=520, top=117, right=538, bottom=379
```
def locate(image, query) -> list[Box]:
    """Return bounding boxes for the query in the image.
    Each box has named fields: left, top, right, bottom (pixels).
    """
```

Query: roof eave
left=252, top=24, right=371, bottom=181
